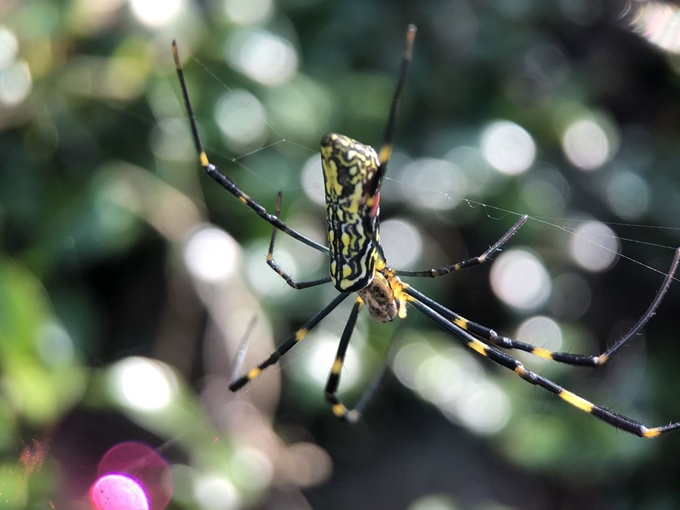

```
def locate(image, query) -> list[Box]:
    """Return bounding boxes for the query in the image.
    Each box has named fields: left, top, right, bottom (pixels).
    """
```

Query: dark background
left=3, top=0, right=680, bottom=509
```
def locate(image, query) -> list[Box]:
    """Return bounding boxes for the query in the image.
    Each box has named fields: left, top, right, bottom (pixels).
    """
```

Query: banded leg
left=407, top=288, right=680, bottom=437
left=172, top=41, right=329, bottom=255
left=405, top=247, right=680, bottom=368
left=267, top=191, right=332, bottom=289
left=326, top=297, right=404, bottom=422
left=374, top=24, right=417, bottom=177
left=325, top=297, right=365, bottom=423
left=229, top=293, right=350, bottom=391
left=394, top=215, right=527, bottom=278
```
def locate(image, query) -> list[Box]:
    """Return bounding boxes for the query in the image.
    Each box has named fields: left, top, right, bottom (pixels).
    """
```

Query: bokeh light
left=109, top=357, right=179, bottom=411
left=515, top=316, right=563, bottom=366
left=214, top=89, right=269, bottom=151
left=90, top=474, right=149, bottom=510
left=407, top=493, right=459, bottom=510
left=393, top=335, right=511, bottom=435
left=129, top=0, right=182, bottom=27
left=480, top=120, right=536, bottom=175
left=36, top=322, right=75, bottom=367
left=380, top=218, right=423, bottom=269
left=225, top=29, right=298, bottom=86
left=193, top=474, right=240, bottom=510
left=95, top=442, right=173, bottom=510
left=562, top=117, right=617, bottom=171
left=569, top=221, right=619, bottom=271
left=224, top=0, right=273, bottom=25
left=0, top=60, right=32, bottom=106
left=400, top=158, right=467, bottom=210
left=605, top=168, right=650, bottom=220
left=628, top=1, right=680, bottom=53
left=490, top=249, right=551, bottom=310
left=0, top=27, right=18, bottom=68
left=301, top=153, right=325, bottom=205
left=184, top=227, right=240, bottom=283
left=0, top=27, right=31, bottom=107
left=4, top=2, right=680, bottom=509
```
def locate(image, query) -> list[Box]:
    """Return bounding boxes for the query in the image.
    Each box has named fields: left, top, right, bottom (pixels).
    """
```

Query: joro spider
left=173, top=25, right=680, bottom=437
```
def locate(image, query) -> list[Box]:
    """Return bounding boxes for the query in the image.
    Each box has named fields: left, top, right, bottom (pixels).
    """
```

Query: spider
left=172, top=25, right=680, bottom=437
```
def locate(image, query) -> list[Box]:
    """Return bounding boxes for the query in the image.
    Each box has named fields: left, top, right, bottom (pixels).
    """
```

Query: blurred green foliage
left=3, top=0, right=680, bottom=509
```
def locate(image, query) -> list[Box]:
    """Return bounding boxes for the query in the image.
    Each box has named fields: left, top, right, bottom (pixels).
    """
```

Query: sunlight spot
left=480, top=120, right=536, bottom=175
left=193, top=473, right=240, bottom=510
left=184, top=227, right=239, bottom=283
left=416, top=354, right=462, bottom=405
left=214, top=89, right=268, bottom=151
left=450, top=381, right=510, bottom=435
left=226, top=29, right=298, bottom=86
left=110, top=357, right=178, bottom=412
left=301, top=154, right=325, bottom=205
left=0, top=60, right=32, bottom=106
left=90, top=474, right=149, bottom=510
left=224, top=0, right=272, bottom=25
left=628, top=1, right=680, bottom=53
left=490, top=249, right=551, bottom=310
left=407, top=493, right=458, bottom=510
left=37, top=322, right=75, bottom=366
left=570, top=221, right=619, bottom=272
left=416, top=349, right=482, bottom=407
left=515, top=316, right=563, bottom=366
left=96, top=442, right=172, bottom=510
left=393, top=336, right=509, bottom=435
left=392, top=341, right=438, bottom=391
left=400, top=158, right=467, bottom=210
left=129, top=0, right=182, bottom=27
left=380, top=219, right=423, bottom=269
left=605, top=169, right=649, bottom=220
left=562, top=119, right=612, bottom=170
left=0, top=27, right=18, bottom=69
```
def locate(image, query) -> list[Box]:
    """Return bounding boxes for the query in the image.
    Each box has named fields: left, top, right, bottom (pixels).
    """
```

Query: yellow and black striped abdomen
left=321, top=133, right=382, bottom=293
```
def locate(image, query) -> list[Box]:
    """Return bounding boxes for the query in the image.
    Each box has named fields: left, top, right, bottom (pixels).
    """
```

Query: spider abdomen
left=321, top=133, right=382, bottom=293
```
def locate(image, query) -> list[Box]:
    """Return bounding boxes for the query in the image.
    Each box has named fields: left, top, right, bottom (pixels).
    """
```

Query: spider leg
left=266, top=191, right=332, bottom=289
left=406, top=286, right=680, bottom=437
left=229, top=293, right=350, bottom=391
left=375, top=24, right=417, bottom=176
left=325, top=297, right=399, bottom=422
left=406, top=247, right=679, bottom=367
left=324, top=297, right=365, bottom=422
left=172, top=41, right=329, bottom=255
left=394, top=215, right=527, bottom=278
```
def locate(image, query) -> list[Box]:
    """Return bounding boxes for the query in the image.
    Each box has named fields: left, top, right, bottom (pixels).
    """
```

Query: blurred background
left=3, top=0, right=680, bottom=508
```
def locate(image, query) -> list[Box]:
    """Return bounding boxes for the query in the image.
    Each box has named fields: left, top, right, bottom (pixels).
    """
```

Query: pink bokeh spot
left=90, top=442, right=172, bottom=510
left=90, top=474, right=149, bottom=510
